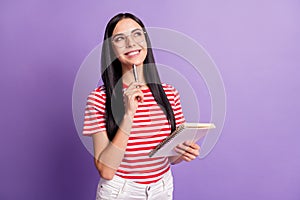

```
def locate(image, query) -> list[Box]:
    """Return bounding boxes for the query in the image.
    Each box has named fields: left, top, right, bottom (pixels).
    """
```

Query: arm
left=92, top=113, right=133, bottom=180
left=92, top=82, right=144, bottom=180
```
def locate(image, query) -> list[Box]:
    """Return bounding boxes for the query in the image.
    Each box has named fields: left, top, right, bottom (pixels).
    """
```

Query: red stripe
left=120, top=158, right=167, bottom=168
left=129, top=133, right=169, bottom=140
left=92, top=92, right=106, bottom=99
left=83, top=126, right=105, bottom=132
left=126, top=138, right=164, bottom=146
left=126, top=146, right=156, bottom=152
left=139, top=104, right=164, bottom=109
left=130, top=127, right=171, bottom=134
left=85, top=113, right=102, bottom=118
left=87, top=96, right=104, bottom=105
left=132, top=118, right=168, bottom=124
left=85, top=107, right=97, bottom=111
left=134, top=112, right=165, bottom=118
left=116, top=166, right=170, bottom=184
left=122, top=157, right=161, bottom=163
left=123, top=152, right=149, bottom=157
left=84, top=116, right=103, bottom=121
left=118, top=160, right=169, bottom=174
left=84, top=121, right=102, bottom=127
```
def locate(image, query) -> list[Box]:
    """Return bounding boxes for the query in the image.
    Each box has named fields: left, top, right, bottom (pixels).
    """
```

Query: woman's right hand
left=123, top=82, right=144, bottom=117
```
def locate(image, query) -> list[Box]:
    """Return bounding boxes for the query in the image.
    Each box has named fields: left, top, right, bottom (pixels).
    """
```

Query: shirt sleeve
left=172, top=87, right=186, bottom=127
left=82, top=88, right=106, bottom=136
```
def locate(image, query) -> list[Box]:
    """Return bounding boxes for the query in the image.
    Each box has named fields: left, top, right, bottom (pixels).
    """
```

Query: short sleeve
left=82, top=87, right=107, bottom=136
left=163, top=84, right=186, bottom=127
left=172, top=87, right=186, bottom=126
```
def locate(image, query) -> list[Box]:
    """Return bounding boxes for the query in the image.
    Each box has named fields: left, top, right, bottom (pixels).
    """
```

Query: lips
left=124, top=50, right=141, bottom=57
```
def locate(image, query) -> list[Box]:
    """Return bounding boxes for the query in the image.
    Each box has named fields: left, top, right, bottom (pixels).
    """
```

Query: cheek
left=142, top=49, right=147, bottom=60
left=140, top=41, right=147, bottom=50
left=112, top=46, right=123, bottom=58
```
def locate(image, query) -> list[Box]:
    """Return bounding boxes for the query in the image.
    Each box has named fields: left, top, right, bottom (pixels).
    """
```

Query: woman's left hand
left=174, top=142, right=200, bottom=162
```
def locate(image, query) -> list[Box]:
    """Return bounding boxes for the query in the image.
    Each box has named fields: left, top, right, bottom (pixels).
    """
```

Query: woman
left=83, top=13, right=200, bottom=200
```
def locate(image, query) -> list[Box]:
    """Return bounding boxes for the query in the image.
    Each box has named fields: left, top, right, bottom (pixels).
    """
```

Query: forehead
left=112, top=18, right=142, bottom=35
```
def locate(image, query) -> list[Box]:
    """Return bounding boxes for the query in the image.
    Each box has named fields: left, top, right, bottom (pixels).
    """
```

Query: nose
left=125, top=35, right=136, bottom=47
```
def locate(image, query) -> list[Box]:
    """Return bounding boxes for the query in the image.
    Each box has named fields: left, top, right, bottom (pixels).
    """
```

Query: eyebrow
left=112, top=28, right=142, bottom=38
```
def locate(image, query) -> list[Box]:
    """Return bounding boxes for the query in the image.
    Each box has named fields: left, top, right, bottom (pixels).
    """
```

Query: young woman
left=83, top=13, right=200, bottom=200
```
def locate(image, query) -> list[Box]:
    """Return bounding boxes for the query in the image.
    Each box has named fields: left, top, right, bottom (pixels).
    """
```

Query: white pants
left=96, top=170, right=173, bottom=200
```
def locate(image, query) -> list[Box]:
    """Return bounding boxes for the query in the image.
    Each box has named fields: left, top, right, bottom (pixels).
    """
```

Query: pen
left=132, top=64, right=141, bottom=101
left=133, top=64, right=138, bottom=82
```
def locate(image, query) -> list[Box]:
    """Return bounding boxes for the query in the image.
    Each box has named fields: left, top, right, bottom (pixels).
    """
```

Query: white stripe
left=127, top=134, right=168, bottom=143
left=126, top=143, right=158, bottom=150
left=131, top=124, right=170, bottom=132
left=121, top=157, right=165, bottom=164
left=83, top=129, right=105, bottom=135
left=134, top=110, right=165, bottom=116
left=116, top=163, right=168, bottom=178
left=133, top=114, right=166, bottom=120
left=84, top=118, right=104, bottom=125
left=118, top=159, right=168, bottom=171
left=83, top=123, right=102, bottom=129
left=87, top=99, right=105, bottom=109
left=133, top=120, right=168, bottom=127
left=84, top=114, right=101, bottom=119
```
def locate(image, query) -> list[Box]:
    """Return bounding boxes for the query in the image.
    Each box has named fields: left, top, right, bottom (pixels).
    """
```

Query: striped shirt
left=83, top=83, right=185, bottom=184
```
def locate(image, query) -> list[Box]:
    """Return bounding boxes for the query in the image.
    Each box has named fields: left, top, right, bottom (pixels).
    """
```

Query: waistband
left=99, top=169, right=173, bottom=190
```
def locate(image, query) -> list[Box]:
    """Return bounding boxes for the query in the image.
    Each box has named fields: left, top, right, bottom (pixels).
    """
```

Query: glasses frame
left=111, top=29, right=147, bottom=48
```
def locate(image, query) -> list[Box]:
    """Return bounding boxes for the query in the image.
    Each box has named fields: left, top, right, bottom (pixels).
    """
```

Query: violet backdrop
left=0, top=1, right=299, bottom=200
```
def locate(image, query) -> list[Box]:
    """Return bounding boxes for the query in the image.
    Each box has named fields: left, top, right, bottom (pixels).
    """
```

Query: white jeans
left=96, top=170, right=173, bottom=200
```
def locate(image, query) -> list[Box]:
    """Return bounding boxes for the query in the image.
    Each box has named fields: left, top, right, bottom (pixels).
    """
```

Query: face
left=111, top=18, right=148, bottom=69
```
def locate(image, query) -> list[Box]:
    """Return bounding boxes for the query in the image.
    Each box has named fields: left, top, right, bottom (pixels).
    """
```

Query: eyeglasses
left=111, top=29, right=146, bottom=48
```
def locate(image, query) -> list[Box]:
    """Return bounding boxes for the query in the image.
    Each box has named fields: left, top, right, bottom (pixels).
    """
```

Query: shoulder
left=86, top=85, right=106, bottom=104
left=161, top=83, right=179, bottom=95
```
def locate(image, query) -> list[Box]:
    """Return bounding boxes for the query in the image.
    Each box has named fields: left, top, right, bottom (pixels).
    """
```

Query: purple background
left=1, top=1, right=299, bottom=200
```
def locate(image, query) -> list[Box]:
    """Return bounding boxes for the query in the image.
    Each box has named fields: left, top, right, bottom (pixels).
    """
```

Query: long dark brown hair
left=101, top=13, right=176, bottom=141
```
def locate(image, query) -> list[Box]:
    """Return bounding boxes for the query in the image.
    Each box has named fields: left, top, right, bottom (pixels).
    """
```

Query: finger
left=183, top=141, right=193, bottom=146
left=182, top=148, right=198, bottom=160
left=130, top=90, right=144, bottom=103
left=175, top=147, right=196, bottom=161
left=174, top=146, right=187, bottom=156
left=182, top=154, right=195, bottom=162
left=125, top=88, right=143, bottom=98
left=175, top=143, right=188, bottom=152
left=125, top=87, right=143, bottom=99
left=183, top=141, right=200, bottom=152
left=184, top=142, right=200, bottom=151
left=176, top=144, right=199, bottom=157
left=128, top=82, right=145, bottom=89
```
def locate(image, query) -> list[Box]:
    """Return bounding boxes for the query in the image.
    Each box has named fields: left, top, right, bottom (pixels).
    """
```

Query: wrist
left=118, top=114, right=134, bottom=136
left=123, top=113, right=134, bottom=122
left=169, top=155, right=183, bottom=165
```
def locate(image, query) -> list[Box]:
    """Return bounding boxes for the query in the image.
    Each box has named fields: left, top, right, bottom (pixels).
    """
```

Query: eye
left=133, top=30, right=143, bottom=37
left=113, top=35, right=125, bottom=42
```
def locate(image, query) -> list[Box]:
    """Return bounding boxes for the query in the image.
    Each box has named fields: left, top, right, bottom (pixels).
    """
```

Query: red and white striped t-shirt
left=83, top=83, right=185, bottom=184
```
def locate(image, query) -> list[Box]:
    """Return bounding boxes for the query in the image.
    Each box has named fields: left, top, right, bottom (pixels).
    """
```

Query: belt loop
left=121, top=179, right=127, bottom=193
left=117, top=177, right=127, bottom=197
left=162, top=177, right=166, bottom=191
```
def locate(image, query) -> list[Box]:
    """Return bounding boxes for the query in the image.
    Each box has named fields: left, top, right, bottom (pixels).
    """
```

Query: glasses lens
left=131, top=29, right=145, bottom=44
left=112, top=29, right=146, bottom=48
left=112, top=35, right=126, bottom=48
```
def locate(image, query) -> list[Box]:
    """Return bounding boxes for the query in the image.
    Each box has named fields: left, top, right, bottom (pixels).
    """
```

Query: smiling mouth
left=124, top=50, right=141, bottom=56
